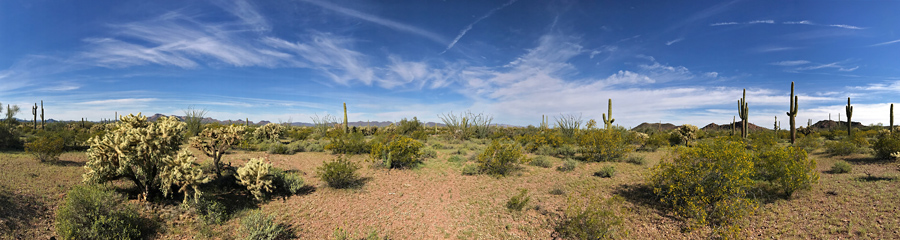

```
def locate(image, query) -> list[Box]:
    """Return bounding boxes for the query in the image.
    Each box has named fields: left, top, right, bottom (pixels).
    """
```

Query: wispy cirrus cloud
left=770, top=60, right=810, bottom=66
left=300, top=0, right=447, bottom=45
left=712, top=19, right=865, bottom=29
left=665, top=37, right=684, bottom=46
left=869, top=38, right=900, bottom=47
left=442, top=0, right=518, bottom=54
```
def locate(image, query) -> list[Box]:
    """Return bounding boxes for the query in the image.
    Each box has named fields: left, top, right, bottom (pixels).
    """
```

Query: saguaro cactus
left=602, top=99, right=615, bottom=129
left=40, top=101, right=44, bottom=129
left=738, top=89, right=749, bottom=138
left=786, top=82, right=798, bottom=144
left=846, top=97, right=853, bottom=136
left=891, top=104, right=894, bottom=134
left=343, top=102, right=349, bottom=134
left=774, top=116, right=779, bottom=134
left=32, top=103, right=37, bottom=129
left=731, top=116, right=736, bottom=136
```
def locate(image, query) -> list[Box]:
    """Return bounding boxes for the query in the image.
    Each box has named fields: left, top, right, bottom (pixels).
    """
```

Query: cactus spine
left=846, top=97, right=853, bottom=136
left=738, top=89, right=749, bottom=139
left=786, top=82, right=798, bottom=144
left=32, top=103, right=37, bottom=129
left=343, top=102, right=349, bottom=134
left=602, top=99, right=615, bottom=129
left=891, top=103, right=894, bottom=134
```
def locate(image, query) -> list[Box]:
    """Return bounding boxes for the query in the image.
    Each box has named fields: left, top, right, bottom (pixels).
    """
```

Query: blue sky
left=3, top=0, right=900, bottom=128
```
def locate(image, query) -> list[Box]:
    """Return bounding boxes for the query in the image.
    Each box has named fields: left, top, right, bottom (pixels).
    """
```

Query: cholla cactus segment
left=160, top=150, right=210, bottom=204
left=83, top=113, right=186, bottom=200
left=673, top=124, right=699, bottom=145
left=891, top=152, right=900, bottom=160
left=251, top=123, right=285, bottom=141
left=191, top=125, right=246, bottom=177
left=236, top=157, right=275, bottom=201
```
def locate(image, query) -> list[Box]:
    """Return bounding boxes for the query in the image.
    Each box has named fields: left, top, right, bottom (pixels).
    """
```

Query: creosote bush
left=56, top=185, right=145, bottom=240
left=594, top=166, right=616, bottom=178
left=317, top=156, right=361, bottom=188
left=476, top=140, right=526, bottom=176
left=240, top=210, right=285, bottom=240
left=25, top=134, right=64, bottom=162
left=872, top=132, right=900, bottom=159
left=557, top=158, right=577, bottom=172
left=824, top=134, right=870, bottom=156
left=505, top=189, right=530, bottom=211
left=650, top=138, right=757, bottom=234
left=755, top=146, right=818, bottom=197
left=529, top=155, right=552, bottom=168
left=326, top=132, right=371, bottom=155
left=236, top=158, right=275, bottom=201
left=554, top=194, right=627, bottom=239
left=578, top=129, right=634, bottom=162
left=272, top=168, right=305, bottom=195
left=831, top=161, right=852, bottom=174
left=369, top=136, right=424, bottom=169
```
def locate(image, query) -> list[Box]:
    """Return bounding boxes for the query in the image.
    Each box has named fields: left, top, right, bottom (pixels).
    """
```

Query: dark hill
left=631, top=122, right=678, bottom=132
left=701, top=121, right=767, bottom=131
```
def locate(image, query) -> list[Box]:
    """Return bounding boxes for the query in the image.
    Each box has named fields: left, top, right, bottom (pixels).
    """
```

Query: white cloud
left=794, top=62, right=858, bottom=72
left=262, top=34, right=374, bottom=85
left=300, top=0, right=447, bottom=45
left=870, top=38, right=900, bottom=47
left=770, top=60, right=810, bottom=66
left=665, top=37, right=684, bottom=46
left=710, top=22, right=739, bottom=26
left=748, top=20, right=775, bottom=24
left=443, top=0, right=518, bottom=53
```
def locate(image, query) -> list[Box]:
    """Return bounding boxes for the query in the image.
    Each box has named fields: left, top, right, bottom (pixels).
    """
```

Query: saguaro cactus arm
left=602, top=99, right=615, bottom=129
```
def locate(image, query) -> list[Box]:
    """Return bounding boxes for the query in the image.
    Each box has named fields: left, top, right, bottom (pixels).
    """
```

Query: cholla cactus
left=236, top=157, right=275, bottom=201
left=672, top=124, right=699, bottom=145
left=251, top=123, right=285, bottom=141
left=83, top=113, right=186, bottom=201
left=159, top=150, right=209, bottom=204
left=191, top=125, right=246, bottom=178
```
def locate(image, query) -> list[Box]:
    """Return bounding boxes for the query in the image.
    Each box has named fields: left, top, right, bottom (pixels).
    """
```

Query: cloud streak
left=442, top=0, right=518, bottom=54
left=870, top=38, right=900, bottom=47
left=300, top=0, right=447, bottom=45
left=711, top=19, right=865, bottom=29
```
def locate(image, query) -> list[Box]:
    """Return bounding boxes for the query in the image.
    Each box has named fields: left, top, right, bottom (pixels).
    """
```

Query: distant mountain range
left=632, top=119, right=866, bottom=132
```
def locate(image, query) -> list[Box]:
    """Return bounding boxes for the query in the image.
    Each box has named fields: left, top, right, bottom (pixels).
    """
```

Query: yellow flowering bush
left=578, top=129, right=634, bottom=162
left=650, top=138, right=757, bottom=233
left=477, top=139, right=526, bottom=176
left=369, top=135, right=424, bottom=169
left=516, top=131, right=566, bottom=153
left=756, top=146, right=818, bottom=197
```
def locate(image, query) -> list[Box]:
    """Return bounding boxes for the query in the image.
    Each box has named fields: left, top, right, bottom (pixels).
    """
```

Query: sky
left=2, top=0, right=900, bottom=128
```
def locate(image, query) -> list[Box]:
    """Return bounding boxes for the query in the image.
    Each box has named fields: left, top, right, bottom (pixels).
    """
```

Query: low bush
left=369, top=136, right=424, bottom=169
left=236, top=158, right=275, bottom=201
left=271, top=168, right=305, bottom=195
left=529, top=155, right=552, bottom=168
left=755, top=146, right=818, bottom=197
left=461, top=164, right=479, bottom=175
left=505, top=189, right=530, bottom=211
left=317, top=156, right=360, bottom=188
left=192, top=197, right=229, bottom=225
left=266, top=142, right=290, bottom=155
left=25, top=135, right=64, bottom=162
left=831, top=161, right=852, bottom=174
left=476, top=140, right=526, bottom=176
left=872, top=132, right=900, bottom=159
left=554, top=194, right=627, bottom=239
left=578, top=129, right=633, bottom=162
left=56, top=185, right=145, bottom=240
left=639, top=132, right=669, bottom=151
left=594, top=166, right=616, bottom=178
left=624, top=155, right=647, bottom=165
left=0, top=124, right=24, bottom=150
left=240, top=210, right=285, bottom=240
left=824, top=138, right=868, bottom=156
left=795, top=135, right=823, bottom=153
left=325, top=132, right=371, bottom=155
left=557, top=158, right=577, bottom=172
left=419, top=147, right=438, bottom=159
left=650, top=138, right=757, bottom=234
left=447, top=155, right=465, bottom=163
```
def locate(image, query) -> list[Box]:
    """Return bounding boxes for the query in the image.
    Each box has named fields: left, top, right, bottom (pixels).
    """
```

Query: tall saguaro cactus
left=845, top=97, right=853, bottom=136
left=891, top=103, right=894, bottom=134
left=343, top=102, right=349, bottom=134
left=32, top=103, right=37, bottom=129
left=731, top=116, right=736, bottom=136
left=738, top=89, right=749, bottom=138
left=786, top=82, right=798, bottom=144
left=40, top=101, right=44, bottom=129
left=602, top=99, right=615, bottom=129
left=774, top=116, right=779, bottom=134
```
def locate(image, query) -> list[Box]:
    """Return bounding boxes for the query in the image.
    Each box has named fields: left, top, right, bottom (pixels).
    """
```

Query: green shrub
left=755, top=146, right=818, bottom=197
left=0, top=124, right=24, bottom=150
left=56, top=185, right=144, bottom=240
left=640, top=132, right=669, bottom=151
left=624, top=155, right=646, bottom=165
left=461, top=164, right=479, bottom=175
left=594, top=166, right=616, bottom=178
left=236, top=158, right=275, bottom=201
left=25, top=135, right=64, bottom=162
left=266, top=142, right=290, bottom=155
left=549, top=187, right=565, bottom=195
left=369, top=136, right=424, bottom=169
left=240, top=210, right=285, bottom=240
left=831, top=161, right=852, bottom=174
left=271, top=168, right=305, bottom=195
left=476, top=140, right=526, bottom=176
left=317, top=156, right=361, bottom=188
left=554, top=194, right=627, bottom=239
left=557, top=144, right=578, bottom=158
left=748, top=131, right=779, bottom=151
left=447, top=155, right=465, bottom=163
left=397, top=117, right=423, bottom=135
left=419, top=147, right=438, bottom=159
left=325, top=132, right=371, bottom=155
left=557, top=158, right=577, bottom=172
left=578, top=129, right=633, bottom=162
left=505, top=189, right=530, bottom=211
left=872, top=132, right=900, bottom=159
left=650, top=138, right=757, bottom=233
left=192, top=197, right=229, bottom=225
left=529, top=156, right=552, bottom=168
left=824, top=136, right=869, bottom=156
left=795, top=135, right=823, bottom=153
